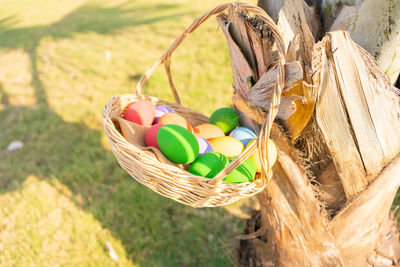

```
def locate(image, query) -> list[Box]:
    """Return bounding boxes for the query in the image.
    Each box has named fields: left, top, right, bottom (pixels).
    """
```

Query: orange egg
left=158, top=113, right=193, bottom=132
left=246, top=138, right=277, bottom=173
left=193, top=124, right=225, bottom=140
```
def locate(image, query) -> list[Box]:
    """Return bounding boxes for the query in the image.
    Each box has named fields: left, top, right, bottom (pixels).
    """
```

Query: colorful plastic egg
left=229, top=127, right=257, bottom=147
left=154, top=105, right=175, bottom=124
left=195, top=137, right=214, bottom=156
left=209, top=136, right=243, bottom=158
left=158, top=113, right=193, bottom=132
left=157, top=125, right=199, bottom=164
left=145, top=124, right=164, bottom=149
left=246, top=138, right=277, bottom=173
left=123, top=99, right=155, bottom=126
left=193, top=124, right=225, bottom=140
left=188, top=152, right=228, bottom=178
left=223, top=157, right=256, bottom=183
left=208, top=107, right=238, bottom=134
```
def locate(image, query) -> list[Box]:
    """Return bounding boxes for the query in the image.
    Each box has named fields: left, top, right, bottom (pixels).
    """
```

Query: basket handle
left=136, top=2, right=286, bottom=185
left=135, top=3, right=232, bottom=104
left=135, top=3, right=285, bottom=101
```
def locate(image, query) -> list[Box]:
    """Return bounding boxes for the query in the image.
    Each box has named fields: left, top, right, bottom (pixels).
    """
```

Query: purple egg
left=196, top=137, right=214, bottom=156
left=154, top=105, right=176, bottom=124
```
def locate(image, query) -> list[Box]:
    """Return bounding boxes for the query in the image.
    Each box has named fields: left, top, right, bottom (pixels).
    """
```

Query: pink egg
left=145, top=124, right=164, bottom=149
left=123, top=100, right=156, bottom=126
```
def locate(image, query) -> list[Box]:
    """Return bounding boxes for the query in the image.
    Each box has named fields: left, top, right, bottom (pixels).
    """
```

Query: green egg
left=157, top=124, right=199, bottom=164
left=209, top=107, right=238, bottom=134
left=188, top=152, right=229, bottom=178
left=223, top=157, right=256, bottom=183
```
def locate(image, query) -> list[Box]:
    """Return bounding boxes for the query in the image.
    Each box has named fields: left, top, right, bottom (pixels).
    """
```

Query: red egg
left=145, top=124, right=164, bottom=149
left=158, top=113, right=193, bottom=132
left=123, top=100, right=156, bottom=126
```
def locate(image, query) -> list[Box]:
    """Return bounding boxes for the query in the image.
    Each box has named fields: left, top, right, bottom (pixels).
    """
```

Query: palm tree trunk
left=223, top=1, right=400, bottom=265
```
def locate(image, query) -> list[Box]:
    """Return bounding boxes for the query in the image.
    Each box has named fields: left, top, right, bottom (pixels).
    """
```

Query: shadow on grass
left=0, top=3, right=240, bottom=266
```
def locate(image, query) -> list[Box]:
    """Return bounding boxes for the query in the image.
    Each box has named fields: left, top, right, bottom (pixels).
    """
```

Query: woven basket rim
left=103, top=93, right=264, bottom=186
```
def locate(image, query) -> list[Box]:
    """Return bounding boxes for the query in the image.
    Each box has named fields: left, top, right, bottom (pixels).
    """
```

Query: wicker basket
left=102, top=2, right=286, bottom=207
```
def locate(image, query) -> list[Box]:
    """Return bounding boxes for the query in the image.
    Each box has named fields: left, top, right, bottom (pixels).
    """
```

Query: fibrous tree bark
left=218, top=1, right=400, bottom=266
left=258, top=0, right=400, bottom=84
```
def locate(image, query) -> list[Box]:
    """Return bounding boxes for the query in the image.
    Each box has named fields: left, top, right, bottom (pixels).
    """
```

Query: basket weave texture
left=102, top=2, right=286, bottom=207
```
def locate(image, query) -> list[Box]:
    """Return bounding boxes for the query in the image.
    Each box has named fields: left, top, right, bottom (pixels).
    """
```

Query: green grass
left=0, top=0, right=257, bottom=266
left=3, top=1, right=398, bottom=266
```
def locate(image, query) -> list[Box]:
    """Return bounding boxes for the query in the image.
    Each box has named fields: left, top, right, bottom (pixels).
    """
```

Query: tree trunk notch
left=219, top=1, right=400, bottom=266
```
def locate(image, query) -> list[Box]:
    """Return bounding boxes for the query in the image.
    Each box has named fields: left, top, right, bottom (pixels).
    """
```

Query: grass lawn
left=0, top=0, right=257, bottom=266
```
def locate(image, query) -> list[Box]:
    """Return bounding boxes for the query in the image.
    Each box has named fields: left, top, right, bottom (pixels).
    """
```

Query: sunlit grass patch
left=0, top=176, right=135, bottom=267
left=0, top=0, right=257, bottom=265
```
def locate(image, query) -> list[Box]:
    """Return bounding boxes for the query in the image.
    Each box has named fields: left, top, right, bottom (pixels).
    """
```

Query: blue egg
left=229, top=127, right=257, bottom=147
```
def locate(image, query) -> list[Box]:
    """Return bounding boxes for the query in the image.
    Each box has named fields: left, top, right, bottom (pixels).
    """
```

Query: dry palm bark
left=259, top=0, right=400, bottom=84
left=218, top=1, right=400, bottom=266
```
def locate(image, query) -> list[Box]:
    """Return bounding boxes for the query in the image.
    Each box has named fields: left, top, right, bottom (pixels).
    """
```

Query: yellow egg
left=209, top=136, right=243, bottom=158
left=246, top=138, right=277, bottom=173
